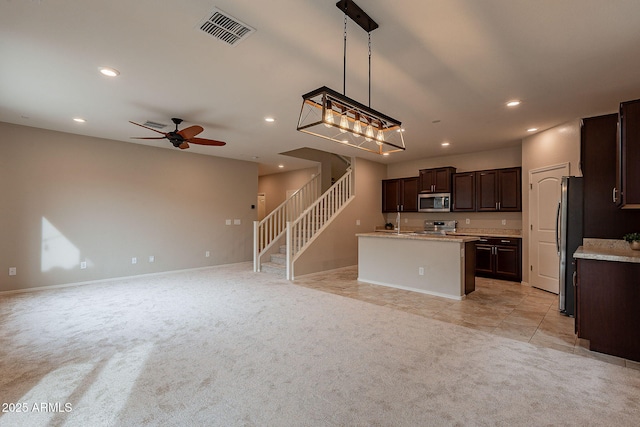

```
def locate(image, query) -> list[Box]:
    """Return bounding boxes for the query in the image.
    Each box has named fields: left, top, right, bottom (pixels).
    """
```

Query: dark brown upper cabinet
left=476, top=167, right=521, bottom=212
left=419, top=167, right=456, bottom=193
left=617, top=99, right=640, bottom=208
left=382, top=177, right=418, bottom=213
left=452, top=172, right=475, bottom=212
left=581, top=113, right=640, bottom=238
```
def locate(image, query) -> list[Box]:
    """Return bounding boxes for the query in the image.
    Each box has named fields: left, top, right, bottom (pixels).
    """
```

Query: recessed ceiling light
left=278, top=164, right=284, bottom=168
left=441, top=142, right=450, bottom=147
left=99, top=67, right=120, bottom=77
left=382, top=152, right=390, bottom=156
left=506, top=100, right=521, bottom=107
left=265, top=117, right=275, bottom=123
left=527, top=128, right=538, bottom=132
left=73, top=117, right=86, bottom=123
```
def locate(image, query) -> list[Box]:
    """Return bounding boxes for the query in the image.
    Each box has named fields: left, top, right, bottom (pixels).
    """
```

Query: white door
left=257, top=193, right=266, bottom=221
left=529, top=163, right=570, bottom=293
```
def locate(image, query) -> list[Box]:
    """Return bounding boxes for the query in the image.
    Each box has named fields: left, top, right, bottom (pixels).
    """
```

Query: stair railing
left=286, top=167, right=353, bottom=280
left=253, top=173, right=321, bottom=271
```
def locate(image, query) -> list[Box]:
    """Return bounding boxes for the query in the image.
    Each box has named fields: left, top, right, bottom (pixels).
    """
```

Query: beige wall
left=258, top=166, right=320, bottom=214
left=521, top=119, right=581, bottom=284
left=387, top=145, right=522, bottom=177
left=384, top=146, right=524, bottom=232
left=1, top=122, right=257, bottom=292
left=293, top=158, right=387, bottom=276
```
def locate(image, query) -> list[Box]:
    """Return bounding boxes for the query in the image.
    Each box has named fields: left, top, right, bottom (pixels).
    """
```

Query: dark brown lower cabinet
left=576, top=258, right=640, bottom=362
left=475, top=237, right=521, bottom=282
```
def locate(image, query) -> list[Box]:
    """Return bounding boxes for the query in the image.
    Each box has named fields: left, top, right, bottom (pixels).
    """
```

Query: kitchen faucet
left=396, top=209, right=401, bottom=234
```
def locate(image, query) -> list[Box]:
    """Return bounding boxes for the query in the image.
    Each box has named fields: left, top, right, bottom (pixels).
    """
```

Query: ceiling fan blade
left=179, top=142, right=190, bottom=149
left=177, top=125, right=204, bottom=140
left=129, top=121, right=167, bottom=135
left=187, top=137, right=226, bottom=146
left=130, top=136, right=167, bottom=140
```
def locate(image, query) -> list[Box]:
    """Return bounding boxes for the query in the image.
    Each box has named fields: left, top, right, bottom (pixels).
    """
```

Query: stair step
left=261, top=262, right=285, bottom=277
left=270, top=252, right=286, bottom=265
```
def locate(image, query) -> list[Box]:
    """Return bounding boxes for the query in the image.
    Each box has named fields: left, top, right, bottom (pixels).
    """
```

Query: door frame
left=528, top=162, right=570, bottom=292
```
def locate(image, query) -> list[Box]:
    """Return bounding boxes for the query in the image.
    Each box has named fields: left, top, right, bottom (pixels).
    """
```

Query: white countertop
left=446, top=231, right=521, bottom=239
left=373, top=227, right=521, bottom=239
left=573, top=238, right=640, bottom=264
left=357, top=231, right=480, bottom=243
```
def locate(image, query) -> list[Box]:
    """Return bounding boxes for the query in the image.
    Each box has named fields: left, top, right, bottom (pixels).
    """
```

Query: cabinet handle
left=612, top=187, right=618, bottom=203
left=498, top=202, right=501, bottom=210
left=500, top=240, right=511, bottom=243
left=495, top=202, right=498, bottom=210
left=479, top=239, right=488, bottom=242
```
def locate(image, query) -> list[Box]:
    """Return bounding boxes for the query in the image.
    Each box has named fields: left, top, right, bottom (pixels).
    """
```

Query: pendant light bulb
left=365, top=122, right=375, bottom=142
left=323, top=100, right=334, bottom=128
left=376, top=123, right=385, bottom=145
left=339, top=112, right=349, bottom=133
left=352, top=113, right=362, bottom=136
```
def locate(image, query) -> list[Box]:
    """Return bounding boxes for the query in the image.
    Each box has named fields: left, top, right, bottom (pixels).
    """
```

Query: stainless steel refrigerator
left=557, top=176, right=583, bottom=317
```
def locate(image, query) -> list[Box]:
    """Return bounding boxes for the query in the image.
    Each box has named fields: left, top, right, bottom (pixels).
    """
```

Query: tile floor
left=294, top=266, right=640, bottom=370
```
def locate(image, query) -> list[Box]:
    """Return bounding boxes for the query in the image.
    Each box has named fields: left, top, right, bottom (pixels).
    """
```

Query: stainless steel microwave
left=418, top=193, right=451, bottom=212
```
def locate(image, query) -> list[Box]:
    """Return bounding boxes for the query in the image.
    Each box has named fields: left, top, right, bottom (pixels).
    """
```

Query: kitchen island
left=357, top=232, right=480, bottom=300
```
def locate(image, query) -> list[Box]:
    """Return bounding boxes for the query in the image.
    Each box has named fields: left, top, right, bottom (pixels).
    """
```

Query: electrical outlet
left=466, top=218, right=470, bottom=225
left=80, top=261, right=87, bottom=269
left=131, top=257, right=137, bottom=265
left=234, top=219, right=241, bottom=225
left=356, top=219, right=360, bottom=226
left=418, top=267, right=424, bottom=276
left=502, top=219, right=507, bottom=225
left=205, top=251, right=210, bottom=258
left=9, top=267, right=16, bottom=276
left=404, top=218, right=408, bottom=223
left=225, top=219, right=231, bottom=225
left=148, top=255, right=155, bottom=263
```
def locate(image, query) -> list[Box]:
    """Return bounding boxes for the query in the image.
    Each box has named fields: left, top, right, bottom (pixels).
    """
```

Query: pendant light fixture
left=296, top=0, right=406, bottom=155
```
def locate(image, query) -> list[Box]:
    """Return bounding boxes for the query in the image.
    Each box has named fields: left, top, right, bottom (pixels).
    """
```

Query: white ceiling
left=2, top=0, right=640, bottom=175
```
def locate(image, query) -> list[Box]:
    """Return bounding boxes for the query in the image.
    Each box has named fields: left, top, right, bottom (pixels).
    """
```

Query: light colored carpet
left=1, top=262, right=638, bottom=426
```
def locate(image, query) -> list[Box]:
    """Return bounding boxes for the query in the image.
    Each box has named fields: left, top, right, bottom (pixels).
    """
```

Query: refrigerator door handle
left=555, top=201, right=561, bottom=255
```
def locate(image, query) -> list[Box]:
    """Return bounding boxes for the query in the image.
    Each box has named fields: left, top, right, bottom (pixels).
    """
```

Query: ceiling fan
left=129, top=118, right=226, bottom=150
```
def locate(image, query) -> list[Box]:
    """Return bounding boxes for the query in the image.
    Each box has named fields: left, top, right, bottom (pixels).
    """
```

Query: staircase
left=254, top=173, right=321, bottom=273
left=254, top=167, right=354, bottom=279
left=260, top=245, right=287, bottom=277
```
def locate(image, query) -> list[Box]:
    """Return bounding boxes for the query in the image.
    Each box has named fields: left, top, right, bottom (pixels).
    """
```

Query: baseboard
left=356, top=276, right=465, bottom=301
left=0, top=262, right=251, bottom=296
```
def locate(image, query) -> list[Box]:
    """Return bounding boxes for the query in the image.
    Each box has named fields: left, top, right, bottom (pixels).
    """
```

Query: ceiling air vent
left=197, top=7, right=255, bottom=46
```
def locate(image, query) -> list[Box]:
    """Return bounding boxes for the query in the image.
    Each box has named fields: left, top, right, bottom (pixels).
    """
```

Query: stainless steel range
left=422, top=220, right=457, bottom=235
